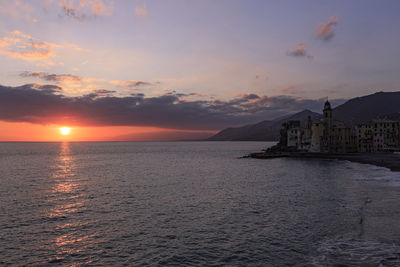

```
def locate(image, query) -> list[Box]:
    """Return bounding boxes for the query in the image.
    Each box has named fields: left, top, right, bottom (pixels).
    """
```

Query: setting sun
left=60, top=127, right=71, bottom=135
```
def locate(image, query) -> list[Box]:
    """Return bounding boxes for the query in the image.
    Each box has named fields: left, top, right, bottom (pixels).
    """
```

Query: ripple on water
left=2, top=142, right=400, bottom=266
left=311, top=236, right=400, bottom=266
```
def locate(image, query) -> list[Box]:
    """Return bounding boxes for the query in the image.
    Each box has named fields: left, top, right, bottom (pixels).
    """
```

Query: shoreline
left=246, top=151, right=400, bottom=172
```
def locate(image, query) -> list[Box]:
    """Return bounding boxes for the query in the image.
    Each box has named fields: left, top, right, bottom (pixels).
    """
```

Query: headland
left=244, top=100, right=400, bottom=172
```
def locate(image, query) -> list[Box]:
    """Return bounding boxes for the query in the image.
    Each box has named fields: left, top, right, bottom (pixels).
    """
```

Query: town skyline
left=1, top=0, right=400, bottom=141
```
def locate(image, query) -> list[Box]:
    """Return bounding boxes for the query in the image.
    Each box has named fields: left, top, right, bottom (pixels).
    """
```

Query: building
left=278, top=100, right=400, bottom=153
left=300, top=116, right=313, bottom=151
left=286, top=121, right=301, bottom=148
left=357, top=120, right=400, bottom=152
left=279, top=100, right=358, bottom=153
left=309, top=121, right=324, bottom=152
left=279, top=120, right=300, bottom=148
left=356, top=123, right=374, bottom=152
left=311, top=100, right=357, bottom=153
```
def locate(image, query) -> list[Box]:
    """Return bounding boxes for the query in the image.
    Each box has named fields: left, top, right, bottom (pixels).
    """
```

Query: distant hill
left=208, top=109, right=321, bottom=141
left=377, top=112, right=400, bottom=121
left=332, top=91, right=400, bottom=125
left=208, top=91, right=400, bottom=141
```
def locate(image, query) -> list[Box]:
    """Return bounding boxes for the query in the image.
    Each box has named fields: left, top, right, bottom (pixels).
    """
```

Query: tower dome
left=324, top=100, right=331, bottom=110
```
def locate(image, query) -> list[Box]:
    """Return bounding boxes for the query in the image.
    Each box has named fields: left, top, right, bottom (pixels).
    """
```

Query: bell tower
left=323, top=100, right=332, bottom=120
left=322, top=100, right=333, bottom=152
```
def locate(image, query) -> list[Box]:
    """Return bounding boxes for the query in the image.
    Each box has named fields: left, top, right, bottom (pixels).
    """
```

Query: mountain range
left=207, top=91, right=400, bottom=141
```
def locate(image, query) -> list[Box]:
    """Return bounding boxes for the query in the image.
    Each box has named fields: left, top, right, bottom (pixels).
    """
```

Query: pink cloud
left=135, top=3, right=148, bottom=18
left=314, top=15, right=340, bottom=41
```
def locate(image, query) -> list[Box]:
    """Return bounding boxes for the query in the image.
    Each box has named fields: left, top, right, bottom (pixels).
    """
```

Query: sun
left=60, top=127, right=71, bottom=135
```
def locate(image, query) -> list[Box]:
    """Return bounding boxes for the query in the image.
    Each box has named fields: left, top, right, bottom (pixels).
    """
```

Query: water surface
left=1, top=142, right=400, bottom=266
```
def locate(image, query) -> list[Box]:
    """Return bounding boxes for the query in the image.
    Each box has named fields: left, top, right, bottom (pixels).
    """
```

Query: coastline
left=246, top=151, right=400, bottom=172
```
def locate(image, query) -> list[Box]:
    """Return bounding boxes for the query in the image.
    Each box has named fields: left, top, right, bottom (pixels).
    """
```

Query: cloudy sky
left=0, top=0, right=399, bottom=141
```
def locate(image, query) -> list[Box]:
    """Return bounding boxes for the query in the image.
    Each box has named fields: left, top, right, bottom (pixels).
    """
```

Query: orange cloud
left=0, top=39, right=8, bottom=47
left=6, top=50, right=54, bottom=61
left=0, top=31, right=55, bottom=61
left=0, top=30, right=82, bottom=63
left=8, top=30, right=32, bottom=39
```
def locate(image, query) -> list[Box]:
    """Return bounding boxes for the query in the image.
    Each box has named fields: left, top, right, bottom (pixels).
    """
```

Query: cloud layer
left=0, top=84, right=346, bottom=130
left=20, top=71, right=156, bottom=92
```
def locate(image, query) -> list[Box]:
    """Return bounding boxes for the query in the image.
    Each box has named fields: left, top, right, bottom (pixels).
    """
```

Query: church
left=310, top=101, right=357, bottom=153
left=280, top=100, right=357, bottom=153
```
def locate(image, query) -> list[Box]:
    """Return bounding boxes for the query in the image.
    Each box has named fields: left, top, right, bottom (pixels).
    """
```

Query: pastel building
left=356, top=120, right=400, bottom=152
left=280, top=100, right=358, bottom=153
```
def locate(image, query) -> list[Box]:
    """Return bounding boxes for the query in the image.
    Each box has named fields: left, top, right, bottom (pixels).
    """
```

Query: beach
left=247, top=151, right=400, bottom=172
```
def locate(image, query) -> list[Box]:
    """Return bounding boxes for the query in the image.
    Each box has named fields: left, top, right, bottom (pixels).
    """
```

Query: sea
left=1, top=141, right=400, bottom=266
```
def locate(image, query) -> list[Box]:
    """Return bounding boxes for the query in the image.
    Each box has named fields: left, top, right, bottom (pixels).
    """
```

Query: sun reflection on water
left=47, top=142, right=85, bottom=218
left=44, top=142, right=92, bottom=264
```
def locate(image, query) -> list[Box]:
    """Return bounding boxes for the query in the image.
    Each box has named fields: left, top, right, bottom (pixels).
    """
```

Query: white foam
left=344, top=161, right=400, bottom=186
left=311, top=236, right=400, bottom=266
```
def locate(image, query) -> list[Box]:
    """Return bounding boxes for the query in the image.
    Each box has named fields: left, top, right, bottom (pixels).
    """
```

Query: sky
left=0, top=0, right=400, bottom=141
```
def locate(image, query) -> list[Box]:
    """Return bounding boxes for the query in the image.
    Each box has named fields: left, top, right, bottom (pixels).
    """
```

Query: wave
left=310, top=235, right=400, bottom=266
left=345, top=161, right=400, bottom=186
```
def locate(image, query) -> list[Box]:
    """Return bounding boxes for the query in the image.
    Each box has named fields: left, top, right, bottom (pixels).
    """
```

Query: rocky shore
left=245, top=151, right=400, bottom=172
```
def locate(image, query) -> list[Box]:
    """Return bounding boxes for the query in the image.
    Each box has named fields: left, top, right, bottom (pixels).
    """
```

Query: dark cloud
left=242, top=94, right=259, bottom=100
left=134, top=81, right=152, bottom=87
left=0, top=84, right=346, bottom=130
left=286, top=43, right=312, bottom=58
left=111, top=80, right=154, bottom=87
left=131, top=93, right=145, bottom=97
left=60, top=2, right=87, bottom=21
left=30, top=84, right=64, bottom=94
left=83, top=89, right=116, bottom=98
left=58, top=0, right=113, bottom=22
left=94, top=89, right=115, bottom=94
left=20, top=71, right=83, bottom=83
